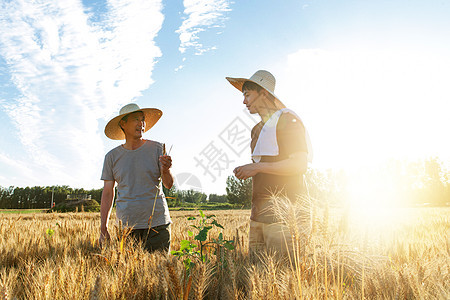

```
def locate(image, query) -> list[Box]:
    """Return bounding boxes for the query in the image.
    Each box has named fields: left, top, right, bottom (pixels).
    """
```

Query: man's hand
left=159, top=155, right=172, bottom=173
left=233, top=163, right=260, bottom=180
left=160, top=155, right=174, bottom=189
left=99, top=230, right=110, bottom=247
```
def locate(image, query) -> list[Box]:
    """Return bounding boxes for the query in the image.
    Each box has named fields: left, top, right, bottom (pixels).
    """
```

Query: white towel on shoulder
left=252, top=108, right=313, bottom=163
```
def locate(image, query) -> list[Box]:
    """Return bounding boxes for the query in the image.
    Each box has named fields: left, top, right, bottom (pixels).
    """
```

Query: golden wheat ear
left=165, top=259, right=182, bottom=299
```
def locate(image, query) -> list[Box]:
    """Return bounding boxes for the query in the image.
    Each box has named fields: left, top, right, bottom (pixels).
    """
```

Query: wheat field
left=0, top=204, right=449, bottom=299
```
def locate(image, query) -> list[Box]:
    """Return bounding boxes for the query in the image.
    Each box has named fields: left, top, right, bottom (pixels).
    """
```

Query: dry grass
left=0, top=206, right=449, bottom=299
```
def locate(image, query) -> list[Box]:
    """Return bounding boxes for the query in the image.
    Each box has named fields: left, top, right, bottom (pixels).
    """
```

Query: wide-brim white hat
left=104, top=103, right=162, bottom=140
left=226, top=70, right=286, bottom=109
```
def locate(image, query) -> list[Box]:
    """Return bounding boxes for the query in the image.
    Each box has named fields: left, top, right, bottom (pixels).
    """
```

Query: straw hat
left=104, top=103, right=162, bottom=140
left=226, top=70, right=286, bottom=108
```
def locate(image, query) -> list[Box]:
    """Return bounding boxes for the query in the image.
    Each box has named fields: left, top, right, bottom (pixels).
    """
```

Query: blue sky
left=0, top=0, right=449, bottom=195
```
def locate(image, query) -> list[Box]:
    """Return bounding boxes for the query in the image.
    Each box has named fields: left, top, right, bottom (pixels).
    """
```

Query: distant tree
left=0, top=186, right=15, bottom=208
left=208, top=194, right=228, bottom=203
left=419, top=157, right=448, bottom=206
left=163, top=185, right=180, bottom=207
left=179, top=189, right=207, bottom=204
left=226, top=176, right=252, bottom=207
left=304, top=169, right=348, bottom=206
left=87, top=187, right=103, bottom=203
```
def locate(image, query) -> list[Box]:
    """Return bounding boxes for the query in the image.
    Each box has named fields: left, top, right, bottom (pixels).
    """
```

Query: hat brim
left=104, top=108, right=162, bottom=140
left=225, top=77, right=286, bottom=109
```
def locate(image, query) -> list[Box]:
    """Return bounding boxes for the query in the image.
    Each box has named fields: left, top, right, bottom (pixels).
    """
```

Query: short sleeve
left=100, top=153, right=114, bottom=181
left=276, top=112, right=308, bottom=156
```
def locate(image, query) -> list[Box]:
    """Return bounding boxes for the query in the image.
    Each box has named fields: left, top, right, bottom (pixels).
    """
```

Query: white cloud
left=176, top=0, right=231, bottom=55
left=0, top=152, right=34, bottom=185
left=0, top=0, right=164, bottom=188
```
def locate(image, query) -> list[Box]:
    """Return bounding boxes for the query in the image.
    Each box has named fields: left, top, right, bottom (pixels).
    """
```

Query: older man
left=99, top=103, right=173, bottom=253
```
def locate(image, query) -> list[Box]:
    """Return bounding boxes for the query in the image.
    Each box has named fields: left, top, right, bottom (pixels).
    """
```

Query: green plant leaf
left=171, top=250, right=183, bottom=256
left=212, top=220, right=224, bottom=229
left=187, top=217, right=196, bottom=220
left=199, top=210, right=205, bottom=218
left=195, top=227, right=211, bottom=242
left=183, top=258, right=192, bottom=270
left=224, top=241, right=235, bottom=250
left=46, top=228, right=54, bottom=237
left=188, top=230, right=193, bottom=237
left=180, top=239, right=194, bottom=251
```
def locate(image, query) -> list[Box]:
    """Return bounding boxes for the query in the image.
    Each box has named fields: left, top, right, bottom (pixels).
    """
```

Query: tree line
left=0, top=179, right=251, bottom=210
left=0, top=184, right=233, bottom=210
left=0, top=186, right=103, bottom=210
left=0, top=158, right=448, bottom=209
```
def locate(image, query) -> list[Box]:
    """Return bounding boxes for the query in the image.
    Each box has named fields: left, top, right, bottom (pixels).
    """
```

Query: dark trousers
left=130, top=223, right=171, bottom=253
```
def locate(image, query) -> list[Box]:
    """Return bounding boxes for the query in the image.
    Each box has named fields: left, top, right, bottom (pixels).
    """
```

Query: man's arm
left=234, top=151, right=308, bottom=180
left=159, top=155, right=174, bottom=189
left=99, top=180, right=115, bottom=245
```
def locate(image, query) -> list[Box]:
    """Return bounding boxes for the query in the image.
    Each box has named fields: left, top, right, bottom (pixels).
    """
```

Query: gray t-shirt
left=101, top=140, right=171, bottom=229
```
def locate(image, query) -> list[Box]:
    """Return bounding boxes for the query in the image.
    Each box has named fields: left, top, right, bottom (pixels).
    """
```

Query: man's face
left=120, top=111, right=145, bottom=139
left=243, top=89, right=264, bottom=114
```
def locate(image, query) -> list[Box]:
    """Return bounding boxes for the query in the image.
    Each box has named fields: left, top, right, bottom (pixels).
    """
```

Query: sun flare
left=342, top=167, right=417, bottom=229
